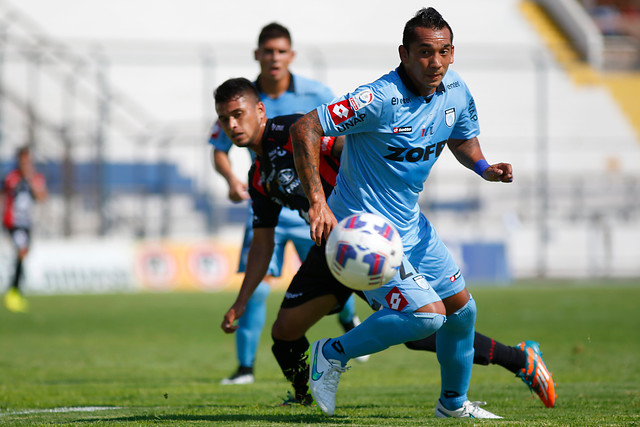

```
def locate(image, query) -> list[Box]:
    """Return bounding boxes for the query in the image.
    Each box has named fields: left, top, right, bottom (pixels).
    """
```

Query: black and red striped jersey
left=249, top=114, right=340, bottom=228
left=2, top=169, right=46, bottom=229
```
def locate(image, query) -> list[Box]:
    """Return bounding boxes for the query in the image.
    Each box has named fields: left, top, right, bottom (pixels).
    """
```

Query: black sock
left=474, top=332, right=527, bottom=374
left=272, top=335, right=310, bottom=400
left=406, top=331, right=526, bottom=373
left=340, top=319, right=356, bottom=332
left=405, top=333, right=437, bottom=351
left=11, top=258, right=23, bottom=290
left=237, top=365, right=253, bottom=375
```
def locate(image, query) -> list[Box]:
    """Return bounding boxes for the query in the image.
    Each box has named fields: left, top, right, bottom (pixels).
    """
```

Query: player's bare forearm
left=447, top=137, right=483, bottom=170
left=212, top=148, right=248, bottom=201
left=221, top=228, right=275, bottom=333
left=448, top=137, right=513, bottom=183
left=237, top=228, right=274, bottom=307
left=291, top=111, right=336, bottom=244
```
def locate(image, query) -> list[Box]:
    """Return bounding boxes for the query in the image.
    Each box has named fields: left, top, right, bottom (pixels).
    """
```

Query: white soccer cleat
left=308, top=338, right=348, bottom=416
left=220, top=366, right=254, bottom=385
left=435, top=400, right=502, bottom=419
left=354, top=353, right=370, bottom=363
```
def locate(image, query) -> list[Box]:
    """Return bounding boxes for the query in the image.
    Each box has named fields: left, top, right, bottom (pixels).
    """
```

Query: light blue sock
left=436, top=297, right=476, bottom=410
left=338, top=294, right=356, bottom=325
left=236, top=280, right=270, bottom=367
left=322, top=308, right=446, bottom=366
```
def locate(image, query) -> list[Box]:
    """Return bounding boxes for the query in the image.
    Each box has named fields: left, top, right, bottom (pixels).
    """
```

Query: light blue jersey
left=318, top=66, right=478, bottom=249
left=317, top=65, right=479, bottom=305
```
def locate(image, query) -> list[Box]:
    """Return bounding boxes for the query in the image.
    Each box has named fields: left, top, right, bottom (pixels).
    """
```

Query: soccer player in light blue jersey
left=209, top=23, right=364, bottom=386
left=290, top=7, right=514, bottom=418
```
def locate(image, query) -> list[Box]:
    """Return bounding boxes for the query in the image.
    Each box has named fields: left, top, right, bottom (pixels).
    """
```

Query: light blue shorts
left=362, top=214, right=465, bottom=312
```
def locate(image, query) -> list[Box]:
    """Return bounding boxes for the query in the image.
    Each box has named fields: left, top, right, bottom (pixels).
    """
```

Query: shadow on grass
left=70, top=404, right=403, bottom=424
left=75, top=413, right=350, bottom=424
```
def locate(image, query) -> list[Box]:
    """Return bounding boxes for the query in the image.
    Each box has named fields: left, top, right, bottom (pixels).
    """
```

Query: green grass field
left=1, top=281, right=639, bottom=426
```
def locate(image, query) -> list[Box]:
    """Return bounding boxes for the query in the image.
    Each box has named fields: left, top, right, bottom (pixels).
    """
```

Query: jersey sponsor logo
left=393, top=126, right=412, bottom=133
left=468, top=98, right=478, bottom=121
left=349, top=89, right=374, bottom=111
left=385, top=286, right=409, bottom=311
left=270, top=122, right=285, bottom=131
left=445, top=108, right=456, bottom=127
left=383, top=140, right=447, bottom=162
left=336, top=113, right=366, bottom=132
left=391, top=96, right=413, bottom=105
left=284, top=291, right=304, bottom=300
left=446, top=80, right=461, bottom=90
left=449, top=269, right=461, bottom=283
left=421, top=125, right=434, bottom=137
left=328, top=100, right=355, bottom=125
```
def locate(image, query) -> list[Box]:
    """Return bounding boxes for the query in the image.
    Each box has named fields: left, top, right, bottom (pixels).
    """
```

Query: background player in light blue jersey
left=208, top=23, right=364, bottom=385
left=291, top=8, right=514, bottom=418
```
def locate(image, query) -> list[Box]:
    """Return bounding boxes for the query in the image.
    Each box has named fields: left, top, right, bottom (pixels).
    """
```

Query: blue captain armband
left=474, top=159, right=490, bottom=177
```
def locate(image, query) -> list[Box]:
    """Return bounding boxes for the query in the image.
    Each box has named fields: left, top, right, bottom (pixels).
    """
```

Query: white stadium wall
left=0, top=0, right=638, bottom=289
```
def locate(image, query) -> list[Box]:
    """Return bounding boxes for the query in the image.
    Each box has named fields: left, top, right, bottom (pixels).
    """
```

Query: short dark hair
left=402, top=7, right=453, bottom=48
left=16, top=145, right=30, bottom=159
left=257, top=22, right=291, bottom=47
left=214, top=77, right=260, bottom=105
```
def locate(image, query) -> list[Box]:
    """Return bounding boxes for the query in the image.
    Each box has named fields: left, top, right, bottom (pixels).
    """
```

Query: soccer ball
left=325, top=213, right=404, bottom=291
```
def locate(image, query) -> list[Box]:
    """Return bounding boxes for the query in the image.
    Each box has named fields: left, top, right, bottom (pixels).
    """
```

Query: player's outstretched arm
left=447, top=137, right=513, bottom=183
left=211, top=147, right=249, bottom=202
left=32, top=174, right=48, bottom=201
left=221, top=227, right=275, bottom=333
left=290, top=111, right=336, bottom=245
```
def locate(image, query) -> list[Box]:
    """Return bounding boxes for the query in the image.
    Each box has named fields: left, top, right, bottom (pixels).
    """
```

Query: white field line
left=0, top=406, right=121, bottom=416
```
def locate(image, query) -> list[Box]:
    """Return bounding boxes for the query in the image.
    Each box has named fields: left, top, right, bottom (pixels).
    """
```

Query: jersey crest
left=445, top=108, right=456, bottom=127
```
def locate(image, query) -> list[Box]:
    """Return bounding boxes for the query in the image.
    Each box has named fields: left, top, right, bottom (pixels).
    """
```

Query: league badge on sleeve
left=349, top=89, right=374, bottom=111
left=328, top=100, right=355, bottom=125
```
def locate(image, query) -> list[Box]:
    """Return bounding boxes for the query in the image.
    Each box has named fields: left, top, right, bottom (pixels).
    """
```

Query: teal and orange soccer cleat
left=516, top=340, right=556, bottom=408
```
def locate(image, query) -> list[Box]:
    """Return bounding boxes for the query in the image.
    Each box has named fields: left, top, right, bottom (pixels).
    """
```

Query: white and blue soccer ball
left=325, top=212, right=404, bottom=291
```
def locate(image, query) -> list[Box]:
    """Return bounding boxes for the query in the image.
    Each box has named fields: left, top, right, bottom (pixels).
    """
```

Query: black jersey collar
left=397, top=63, right=445, bottom=98
left=254, top=73, right=296, bottom=94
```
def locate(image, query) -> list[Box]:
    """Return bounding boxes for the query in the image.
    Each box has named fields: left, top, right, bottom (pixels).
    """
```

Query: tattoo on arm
left=448, top=137, right=484, bottom=170
left=291, top=111, right=326, bottom=204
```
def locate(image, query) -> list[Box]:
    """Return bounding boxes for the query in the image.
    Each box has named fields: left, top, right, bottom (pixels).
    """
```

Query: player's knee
left=443, top=297, right=476, bottom=334
left=404, top=311, right=446, bottom=342
left=271, top=311, right=304, bottom=342
left=416, top=299, right=446, bottom=316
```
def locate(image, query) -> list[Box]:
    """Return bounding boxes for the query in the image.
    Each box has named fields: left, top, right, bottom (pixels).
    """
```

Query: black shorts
left=5, top=227, right=31, bottom=251
left=280, top=241, right=363, bottom=315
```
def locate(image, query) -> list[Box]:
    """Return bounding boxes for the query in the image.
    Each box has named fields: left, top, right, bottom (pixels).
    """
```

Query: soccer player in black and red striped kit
left=2, top=146, right=47, bottom=312
left=215, top=77, right=555, bottom=408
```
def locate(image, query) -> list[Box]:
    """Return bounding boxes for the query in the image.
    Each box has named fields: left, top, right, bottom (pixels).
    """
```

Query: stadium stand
left=0, top=0, right=638, bottom=279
